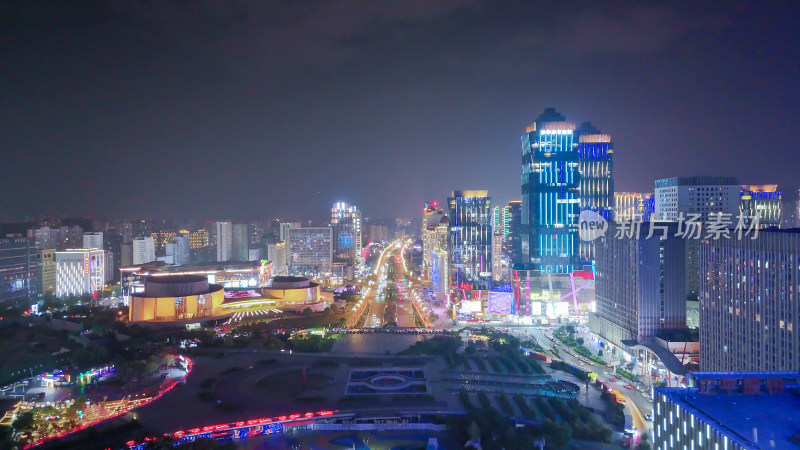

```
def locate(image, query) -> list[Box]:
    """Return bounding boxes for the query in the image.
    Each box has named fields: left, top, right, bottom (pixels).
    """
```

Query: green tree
left=12, top=411, right=34, bottom=432
left=302, top=307, right=312, bottom=318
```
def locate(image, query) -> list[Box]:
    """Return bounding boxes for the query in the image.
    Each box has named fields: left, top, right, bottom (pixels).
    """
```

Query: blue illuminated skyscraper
left=576, top=122, right=614, bottom=262
left=520, top=108, right=581, bottom=273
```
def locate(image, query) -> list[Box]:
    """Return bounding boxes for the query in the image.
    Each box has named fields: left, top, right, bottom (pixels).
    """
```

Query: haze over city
left=1, top=1, right=798, bottom=219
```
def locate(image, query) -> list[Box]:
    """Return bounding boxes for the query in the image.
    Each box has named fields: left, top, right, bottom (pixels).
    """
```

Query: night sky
left=2, top=1, right=798, bottom=221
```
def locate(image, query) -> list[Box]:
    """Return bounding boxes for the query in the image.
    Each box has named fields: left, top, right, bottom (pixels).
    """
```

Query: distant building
left=34, top=248, right=56, bottom=297
left=448, top=190, right=492, bottom=290
left=232, top=223, right=249, bottom=261
left=165, top=235, right=190, bottom=265
left=739, top=184, right=781, bottom=228
left=132, top=236, right=156, bottom=265
left=614, top=192, right=646, bottom=222
left=57, top=226, right=83, bottom=251
left=287, top=227, right=333, bottom=276
left=699, top=229, right=800, bottom=371
left=215, top=221, right=233, bottom=262
left=655, top=372, right=800, bottom=450
left=266, top=241, right=288, bottom=276
left=55, top=248, right=105, bottom=297
left=503, top=201, right=522, bottom=265
left=331, top=203, right=363, bottom=271
left=279, top=222, right=300, bottom=242
left=30, top=226, right=58, bottom=249
left=0, top=237, right=36, bottom=302
left=188, top=229, right=209, bottom=249
left=83, top=231, right=104, bottom=250
left=422, top=202, right=446, bottom=278
left=430, top=248, right=449, bottom=302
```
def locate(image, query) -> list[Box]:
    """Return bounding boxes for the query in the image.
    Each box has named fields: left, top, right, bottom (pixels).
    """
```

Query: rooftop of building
left=120, top=260, right=261, bottom=273
left=657, top=373, right=800, bottom=449
left=654, top=176, right=739, bottom=188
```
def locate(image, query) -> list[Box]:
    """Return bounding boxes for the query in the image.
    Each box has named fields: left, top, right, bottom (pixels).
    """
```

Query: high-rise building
left=232, top=223, right=250, bottom=261
left=654, top=372, right=800, bottom=450
left=34, top=248, right=56, bottom=297
left=699, top=229, right=800, bottom=371
left=279, top=222, right=300, bottom=242
left=57, top=226, right=83, bottom=251
left=430, top=248, right=449, bottom=302
left=422, top=202, right=445, bottom=278
left=576, top=122, right=614, bottom=262
left=503, top=201, right=522, bottom=266
left=55, top=248, right=105, bottom=297
left=266, top=241, right=288, bottom=276
left=287, top=227, right=333, bottom=275
left=215, top=221, right=233, bottom=262
left=187, top=229, right=209, bottom=249
left=590, top=222, right=688, bottom=345
left=165, top=235, right=190, bottom=265
left=30, top=226, right=58, bottom=249
left=120, top=221, right=133, bottom=244
left=448, top=190, right=492, bottom=290
left=491, top=231, right=503, bottom=282
left=0, top=237, right=36, bottom=302
left=249, top=221, right=265, bottom=247
left=104, top=233, right=122, bottom=282
left=331, top=203, right=363, bottom=271
left=739, top=184, right=781, bottom=228
left=151, top=231, right=176, bottom=252
left=82, top=231, right=104, bottom=250
left=132, top=236, right=156, bottom=265
left=654, top=176, right=740, bottom=223
left=654, top=176, right=741, bottom=301
left=104, top=250, right=114, bottom=283
left=614, top=192, right=646, bottom=222
left=520, top=108, right=581, bottom=273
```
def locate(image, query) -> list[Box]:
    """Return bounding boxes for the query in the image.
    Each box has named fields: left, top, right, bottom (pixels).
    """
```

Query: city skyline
left=2, top=2, right=799, bottom=220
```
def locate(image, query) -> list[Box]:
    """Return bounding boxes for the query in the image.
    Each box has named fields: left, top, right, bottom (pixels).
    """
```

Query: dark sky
left=2, top=1, right=798, bottom=221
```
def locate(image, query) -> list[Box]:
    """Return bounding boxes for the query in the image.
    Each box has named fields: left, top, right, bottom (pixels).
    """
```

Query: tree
left=576, top=337, right=585, bottom=345
left=338, top=317, right=347, bottom=326
left=12, top=411, right=34, bottom=433
left=598, top=349, right=604, bottom=358
left=302, top=308, right=312, bottom=318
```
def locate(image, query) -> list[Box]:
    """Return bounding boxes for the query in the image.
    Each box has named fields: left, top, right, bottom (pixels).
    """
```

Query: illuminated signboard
left=545, top=301, right=570, bottom=318
left=530, top=302, right=543, bottom=316
left=488, top=291, right=513, bottom=315
left=459, top=300, right=482, bottom=313
left=84, top=255, right=90, bottom=274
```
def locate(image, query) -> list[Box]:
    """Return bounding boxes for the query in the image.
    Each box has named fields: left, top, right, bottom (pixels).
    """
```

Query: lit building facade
left=132, top=236, right=156, bottom=265
left=34, top=248, right=56, bottom=297
left=188, top=229, right=209, bottom=249
left=654, top=372, right=800, bottom=450
left=55, top=248, right=105, bottom=297
left=614, top=192, right=645, bottom=222
left=422, top=202, right=445, bottom=278
left=699, top=229, right=800, bottom=371
left=448, top=190, right=492, bottom=290
left=503, top=201, right=522, bottom=266
left=266, top=241, right=288, bottom=275
left=165, top=235, right=190, bottom=265
left=331, top=203, right=363, bottom=271
left=739, top=184, right=781, bottom=228
left=0, top=237, right=36, bottom=302
left=576, top=122, right=614, bottom=262
left=430, top=248, right=449, bottom=302
left=82, top=232, right=104, bottom=250
left=520, top=108, right=580, bottom=273
left=287, top=227, right=333, bottom=276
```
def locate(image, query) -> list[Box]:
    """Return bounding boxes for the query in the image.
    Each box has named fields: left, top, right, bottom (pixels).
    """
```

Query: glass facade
left=448, top=190, right=492, bottom=290
left=577, top=122, right=614, bottom=262
left=0, top=237, right=35, bottom=303
left=521, top=108, right=580, bottom=273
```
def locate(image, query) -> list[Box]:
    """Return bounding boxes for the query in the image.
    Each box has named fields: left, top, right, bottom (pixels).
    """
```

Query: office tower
left=287, top=227, right=333, bottom=275
left=614, top=192, right=645, bottom=222
left=654, top=176, right=741, bottom=301
left=576, top=122, right=614, bottom=262
left=655, top=373, right=800, bottom=450
left=739, top=184, right=781, bottom=227
left=591, top=222, right=688, bottom=345
left=520, top=108, right=580, bottom=273
left=103, top=233, right=122, bottom=282
left=279, top=222, right=300, bottom=242
left=57, top=225, right=83, bottom=251
left=82, top=231, right=104, bottom=250
left=215, top=221, right=233, bottom=262
left=30, top=226, right=58, bottom=249
left=448, top=190, right=492, bottom=290
left=132, top=236, right=156, bottom=265
left=503, top=201, right=522, bottom=266
left=104, top=250, right=114, bottom=283
left=55, top=249, right=105, bottom=297
left=331, top=203, right=363, bottom=270
left=165, top=235, right=190, bottom=265
left=654, top=176, right=740, bottom=222
left=266, top=241, right=288, bottom=275
left=699, top=229, right=800, bottom=371
left=797, top=188, right=800, bottom=227
left=34, top=248, right=56, bottom=296
left=232, top=223, right=249, bottom=261
left=422, top=202, right=445, bottom=278
left=0, top=237, right=36, bottom=302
